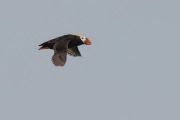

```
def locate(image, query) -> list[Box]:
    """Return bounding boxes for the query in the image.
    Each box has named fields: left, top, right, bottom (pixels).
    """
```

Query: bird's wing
left=52, top=40, right=70, bottom=66
left=68, top=46, right=81, bottom=57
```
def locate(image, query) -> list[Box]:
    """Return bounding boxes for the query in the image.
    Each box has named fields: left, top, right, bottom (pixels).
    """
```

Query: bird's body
left=39, top=34, right=91, bottom=66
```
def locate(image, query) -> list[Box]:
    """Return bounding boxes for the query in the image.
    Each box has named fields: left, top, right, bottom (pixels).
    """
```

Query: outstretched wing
left=52, top=40, right=70, bottom=66
left=68, top=46, right=81, bottom=57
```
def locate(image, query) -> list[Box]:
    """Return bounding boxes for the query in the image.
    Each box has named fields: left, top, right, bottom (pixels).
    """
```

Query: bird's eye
left=80, top=37, right=86, bottom=42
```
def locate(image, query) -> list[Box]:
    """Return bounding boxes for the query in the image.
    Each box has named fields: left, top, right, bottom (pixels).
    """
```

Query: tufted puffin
left=39, top=34, right=91, bottom=66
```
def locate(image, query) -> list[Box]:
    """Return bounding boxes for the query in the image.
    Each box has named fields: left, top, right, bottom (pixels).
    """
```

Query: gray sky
left=0, top=0, right=180, bottom=120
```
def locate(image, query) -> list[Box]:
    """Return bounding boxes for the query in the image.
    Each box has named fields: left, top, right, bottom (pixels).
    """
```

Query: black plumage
left=39, top=34, right=91, bottom=66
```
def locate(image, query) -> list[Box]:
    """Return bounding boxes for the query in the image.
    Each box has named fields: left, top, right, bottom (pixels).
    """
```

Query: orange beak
left=85, top=39, right=91, bottom=45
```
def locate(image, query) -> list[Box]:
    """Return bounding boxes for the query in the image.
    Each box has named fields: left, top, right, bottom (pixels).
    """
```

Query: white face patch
left=80, top=36, right=86, bottom=43
left=73, top=34, right=86, bottom=43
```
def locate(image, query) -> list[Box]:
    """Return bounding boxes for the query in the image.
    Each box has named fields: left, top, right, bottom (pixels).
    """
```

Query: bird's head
left=73, top=34, right=91, bottom=45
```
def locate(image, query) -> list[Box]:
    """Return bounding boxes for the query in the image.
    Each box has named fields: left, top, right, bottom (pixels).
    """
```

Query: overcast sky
left=0, top=0, right=180, bottom=120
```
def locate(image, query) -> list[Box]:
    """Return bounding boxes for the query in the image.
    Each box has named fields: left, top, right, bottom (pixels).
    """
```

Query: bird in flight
left=39, top=34, right=91, bottom=66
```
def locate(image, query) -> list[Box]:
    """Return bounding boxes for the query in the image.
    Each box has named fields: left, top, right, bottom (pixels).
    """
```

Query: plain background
left=0, top=0, right=180, bottom=120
